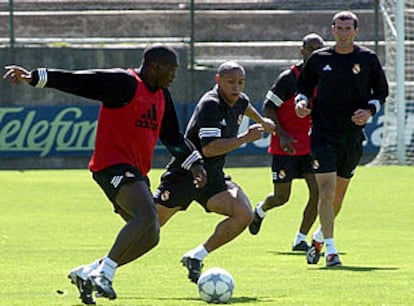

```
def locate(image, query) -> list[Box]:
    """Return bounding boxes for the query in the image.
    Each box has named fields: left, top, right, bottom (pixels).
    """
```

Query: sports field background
left=1, top=166, right=413, bottom=305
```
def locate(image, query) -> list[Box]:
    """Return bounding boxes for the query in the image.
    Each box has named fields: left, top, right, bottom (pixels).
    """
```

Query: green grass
left=1, top=166, right=413, bottom=305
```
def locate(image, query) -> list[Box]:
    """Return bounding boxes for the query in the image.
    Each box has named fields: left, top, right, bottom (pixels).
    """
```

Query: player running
left=154, top=61, right=275, bottom=283
left=4, top=44, right=207, bottom=304
left=249, top=33, right=324, bottom=251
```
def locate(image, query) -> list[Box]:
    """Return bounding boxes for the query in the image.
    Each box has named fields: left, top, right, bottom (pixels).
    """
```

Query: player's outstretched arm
left=5, top=65, right=137, bottom=105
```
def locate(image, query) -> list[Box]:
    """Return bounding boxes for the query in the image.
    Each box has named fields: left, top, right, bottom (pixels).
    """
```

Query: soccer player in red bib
left=4, top=45, right=207, bottom=304
left=249, top=33, right=324, bottom=252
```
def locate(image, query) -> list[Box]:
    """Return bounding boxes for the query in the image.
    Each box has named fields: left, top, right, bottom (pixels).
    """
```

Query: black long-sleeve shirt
left=296, top=45, right=389, bottom=139
left=30, top=68, right=202, bottom=173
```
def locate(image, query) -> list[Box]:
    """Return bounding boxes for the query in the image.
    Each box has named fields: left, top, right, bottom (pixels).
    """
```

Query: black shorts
left=153, top=169, right=236, bottom=212
left=311, top=132, right=364, bottom=179
left=271, top=154, right=314, bottom=183
left=92, top=164, right=149, bottom=212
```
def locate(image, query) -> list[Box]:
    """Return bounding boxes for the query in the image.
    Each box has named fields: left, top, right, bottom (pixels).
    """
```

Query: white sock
left=312, top=226, right=325, bottom=243
left=255, top=202, right=266, bottom=218
left=183, top=245, right=209, bottom=261
left=325, top=238, right=337, bottom=256
left=293, top=232, right=307, bottom=246
left=91, top=256, right=118, bottom=281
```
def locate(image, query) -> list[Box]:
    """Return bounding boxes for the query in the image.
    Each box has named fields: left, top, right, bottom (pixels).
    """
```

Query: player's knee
left=135, top=209, right=160, bottom=247
left=235, top=202, right=254, bottom=226
left=145, top=217, right=161, bottom=248
left=319, top=189, right=335, bottom=204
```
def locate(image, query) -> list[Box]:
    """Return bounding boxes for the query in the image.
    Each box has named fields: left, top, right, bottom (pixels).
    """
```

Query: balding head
left=217, top=61, right=245, bottom=78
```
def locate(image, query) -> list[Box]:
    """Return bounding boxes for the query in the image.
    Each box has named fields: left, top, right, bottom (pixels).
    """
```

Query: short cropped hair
left=142, top=44, right=178, bottom=65
left=332, top=11, right=359, bottom=29
left=302, top=33, right=325, bottom=48
left=217, top=61, right=245, bottom=77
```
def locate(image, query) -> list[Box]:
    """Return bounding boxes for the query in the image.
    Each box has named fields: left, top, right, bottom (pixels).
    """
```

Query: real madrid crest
left=312, top=160, right=320, bottom=170
left=352, top=63, right=361, bottom=74
left=161, top=190, right=171, bottom=202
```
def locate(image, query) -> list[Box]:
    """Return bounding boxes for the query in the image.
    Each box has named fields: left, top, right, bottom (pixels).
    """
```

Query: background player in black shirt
left=249, top=33, right=324, bottom=252
left=154, top=61, right=275, bottom=283
left=295, top=11, right=388, bottom=267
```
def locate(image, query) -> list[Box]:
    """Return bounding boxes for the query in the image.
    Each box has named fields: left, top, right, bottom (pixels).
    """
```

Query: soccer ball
left=197, top=267, right=234, bottom=304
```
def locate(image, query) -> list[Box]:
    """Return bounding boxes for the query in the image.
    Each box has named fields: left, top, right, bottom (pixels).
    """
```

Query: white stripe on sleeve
left=181, top=150, right=203, bottom=170
left=199, top=127, right=221, bottom=139
left=35, top=68, right=48, bottom=88
left=265, top=90, right=284, bottom=107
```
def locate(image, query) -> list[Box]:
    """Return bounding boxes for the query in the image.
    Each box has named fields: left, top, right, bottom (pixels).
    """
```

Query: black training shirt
left=297, top=45, right=388, bottom=139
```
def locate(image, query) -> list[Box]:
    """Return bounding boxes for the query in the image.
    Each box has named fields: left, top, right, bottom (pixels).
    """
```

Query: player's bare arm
left=263, top=104, right=297, bottom=154
left=244, top=103, right=275, bottom=134
left=201, top=124, right=264, bottom=158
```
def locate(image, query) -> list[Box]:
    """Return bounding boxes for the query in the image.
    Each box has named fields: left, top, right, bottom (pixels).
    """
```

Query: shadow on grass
left=229, top=296, right=259, bottom=303
left=317, top=266, right=399, bottom=272
left=120, top=296, right=259, bottom=304
left=267, top=251, right=398, bottom=272
left=270, top=251, right=307, bottom=256
left=269, top=251, right=346, bottom=256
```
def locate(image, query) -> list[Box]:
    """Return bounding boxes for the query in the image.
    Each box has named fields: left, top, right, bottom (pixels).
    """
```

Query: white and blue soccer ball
left=197, top=267, right=234, bottom=304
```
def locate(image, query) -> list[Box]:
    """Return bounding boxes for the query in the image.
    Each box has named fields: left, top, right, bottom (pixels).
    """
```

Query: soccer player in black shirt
left=154, top=61, right=275, bottom=283
left=295, top=11, right=389, bottom=267
left=249, top=33, right=324, bottom=252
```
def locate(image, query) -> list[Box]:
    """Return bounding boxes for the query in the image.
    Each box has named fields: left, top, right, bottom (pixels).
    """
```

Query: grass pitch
left=1, top=166, right=413, bottom=305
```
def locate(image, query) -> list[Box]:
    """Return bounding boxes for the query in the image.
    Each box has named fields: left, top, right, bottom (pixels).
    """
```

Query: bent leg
left=204, top=185, right=253, bottom=253
left=107, top=181, right=160, bottom=266
left=298, top=173, right=319, bottom=235
left=261, top=182, right=292, bottom=211
left=250, top=181, right=292, bottom=235
left=156, top=204, right=181, bottom=226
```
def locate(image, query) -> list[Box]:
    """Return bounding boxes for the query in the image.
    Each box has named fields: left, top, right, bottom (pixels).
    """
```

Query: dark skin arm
left=263, top=104, right=297, bottom=154
left=159, top=90, right=207, bottom=188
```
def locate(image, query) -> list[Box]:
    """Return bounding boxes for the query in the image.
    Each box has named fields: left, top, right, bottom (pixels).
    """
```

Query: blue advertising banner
left=0, top=106, right=97, bottom=157
left=0, top=104, right=384, bottom=158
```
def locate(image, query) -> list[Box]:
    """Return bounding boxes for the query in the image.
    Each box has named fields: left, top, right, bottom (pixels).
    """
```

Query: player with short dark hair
left=3, top=44, right=207, bottom=304
left=249, top=33, right=324, bottom=252
left=295, top=11, right=388, bottom=267
left=154, top=61, right=275, bottom=283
